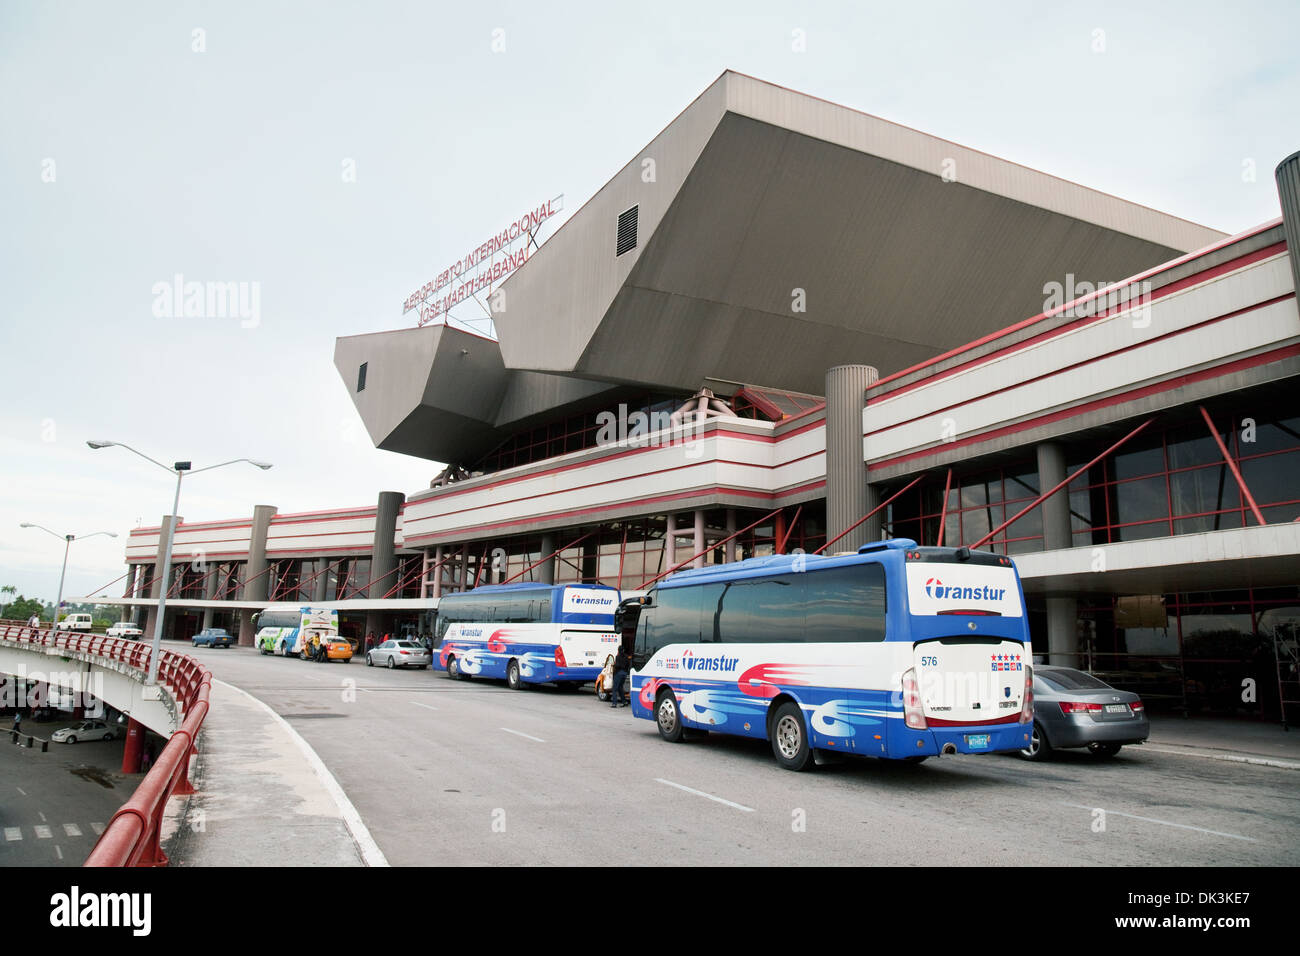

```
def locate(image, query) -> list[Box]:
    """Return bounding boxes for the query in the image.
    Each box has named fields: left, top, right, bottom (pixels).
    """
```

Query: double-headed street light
left=19, top=524, right=118, bottom=629
left=87, top=441, right=272, bottom=684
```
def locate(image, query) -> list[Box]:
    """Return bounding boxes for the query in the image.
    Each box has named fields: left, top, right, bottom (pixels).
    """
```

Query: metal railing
left=0, top=624, right=211, bottom=866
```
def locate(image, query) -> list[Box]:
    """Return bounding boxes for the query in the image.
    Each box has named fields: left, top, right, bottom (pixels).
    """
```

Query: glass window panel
left=1114, top=476, right=1169, bottom=526
left=1240, top=451, right=1300, bottom=508
left=1113, top=440, right=1166, bottom=479
left=1169, top=464, right=1236, bottom=517
left=717, top=575, right=804, bottom=643
left=1165, top=429, right=1222, bottom=471
left=1116, top=520, right=1170, bottom=542
left=803, top=565, right=887, bottom=642
left=1246, top=415, right=1300, bottom=456
left=1173, top=513, right=1243, bottom=535
left=1068, top=489, right=1093, bottom=533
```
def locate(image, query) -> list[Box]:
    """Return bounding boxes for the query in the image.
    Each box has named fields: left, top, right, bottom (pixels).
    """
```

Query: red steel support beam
left=775, top=505, right=802, bottom=555
left=971, top=417, right=1156, bottom=550
left=502, top=530, right=594, bottom=585
left=936, top=468, right=953, bottom=547
left=1200, top=405, right=1267, bottom=526
left=814, top=474, right=924, bottom=555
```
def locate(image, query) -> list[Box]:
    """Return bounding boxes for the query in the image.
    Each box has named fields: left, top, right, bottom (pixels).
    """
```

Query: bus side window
left=633, top=609, right=654, bottom=670
left=539, top=599, right=551, bottom=622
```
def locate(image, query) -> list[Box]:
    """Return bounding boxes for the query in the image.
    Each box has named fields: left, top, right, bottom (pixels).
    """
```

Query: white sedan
left=106, top=622, right=143, bottom=639
left=51, top=720, right=117, bottom=744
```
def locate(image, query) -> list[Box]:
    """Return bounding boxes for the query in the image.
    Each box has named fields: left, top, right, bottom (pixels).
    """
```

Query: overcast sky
left=1, top=0, right=1297, bottom=604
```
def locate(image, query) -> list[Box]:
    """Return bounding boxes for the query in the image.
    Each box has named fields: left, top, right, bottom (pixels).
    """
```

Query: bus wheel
left=655, top=689, right=685, bottom=743
left=771, top=702, right=814, bottom=772
left=507, top=660, right=523, bottom=690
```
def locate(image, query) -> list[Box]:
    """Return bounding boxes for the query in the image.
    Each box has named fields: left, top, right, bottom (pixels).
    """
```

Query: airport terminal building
left=104, top=73, right=1300, bottom=720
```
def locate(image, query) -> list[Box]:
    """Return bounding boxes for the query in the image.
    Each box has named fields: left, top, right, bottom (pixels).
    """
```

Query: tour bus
left=625, top=538, right=1034, bottom=771
left=437, top=583, right=621, bottom=689
left=255, top=606, right=342, bottom=658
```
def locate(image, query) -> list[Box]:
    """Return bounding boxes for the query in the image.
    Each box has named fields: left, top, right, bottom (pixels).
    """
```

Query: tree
left=0, top=585, right=15, bottom=618
left=5, top=596, right=45, bottom=623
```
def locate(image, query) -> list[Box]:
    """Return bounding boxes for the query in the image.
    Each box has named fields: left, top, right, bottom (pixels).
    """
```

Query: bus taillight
left=1019, top=666, right=1034, bottom=724
left=554, top=645, right=567, bottom=668
left=902, top=668, right=927, bottom=729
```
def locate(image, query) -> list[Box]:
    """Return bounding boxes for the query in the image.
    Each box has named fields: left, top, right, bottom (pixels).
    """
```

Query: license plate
left=1105, top=704, right=1129, bottom=714
left=965, top=734, right=990, bottom=749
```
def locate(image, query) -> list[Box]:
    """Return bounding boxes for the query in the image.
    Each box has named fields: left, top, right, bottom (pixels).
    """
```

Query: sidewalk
left=161, top=680, right=386, bottom=866
left=1144, top=714, right=1300, bottom=769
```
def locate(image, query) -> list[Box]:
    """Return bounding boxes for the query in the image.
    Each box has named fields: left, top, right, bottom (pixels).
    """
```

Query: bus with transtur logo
left=437, top=583, right=621, bottom=690
left=625, top=538, right=1033, bottom=770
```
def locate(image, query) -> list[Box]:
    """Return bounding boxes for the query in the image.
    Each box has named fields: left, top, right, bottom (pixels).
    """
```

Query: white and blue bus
left=254, top=605, right=340, bottom=657
left=627, top=538, right=1034, bottom=770
left=436, top=583, right=621, bottom=689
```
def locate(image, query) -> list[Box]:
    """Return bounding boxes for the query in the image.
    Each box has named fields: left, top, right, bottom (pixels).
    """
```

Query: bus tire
left=655, top=688, right=685, bottom=743
left=771, top=701, right=814, bottom=772
left=507, top=660, right=522, bottom=690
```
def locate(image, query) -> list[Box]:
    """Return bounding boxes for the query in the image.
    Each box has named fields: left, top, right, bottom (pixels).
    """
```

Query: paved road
left=187, top=645, right=1300, bottom=866
left=0, top=729, right=131, bottom=866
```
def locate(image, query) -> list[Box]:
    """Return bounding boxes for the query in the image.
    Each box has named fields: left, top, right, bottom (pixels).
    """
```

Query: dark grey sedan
left=366, top=639, right=431, bottom=669
left=1019, top=665, right=1149, bottom=760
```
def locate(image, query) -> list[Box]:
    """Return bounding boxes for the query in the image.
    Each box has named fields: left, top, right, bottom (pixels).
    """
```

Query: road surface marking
left=38, top=812, right=46, bottom=822
left=1142, top=745, right=1300, bottom=771
left=300, top=675, right=322, bottom=682
left=55, top=845, right=63, bottom=860
left=1061, top=803, right=1257, bottom=842
left=217, top=679, right=389, bottom=867
left=63, top=823, right=82, bottom=837
left=410, top=701, right=438, bottom=711
left=655, top=778, right=755, bottom=812
left=15, top=787, right=26, bottom=796
left=90, top=822, right=105, bottom=835
left=500, top=727, right=544, bottom=743
left=34, top=825, right=52, bottom=839
left=3, top=827, right=20, bottom=842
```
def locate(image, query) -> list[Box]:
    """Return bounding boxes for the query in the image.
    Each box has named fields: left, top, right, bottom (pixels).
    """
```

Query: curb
left=1142, top=743, right=1300, bottom=771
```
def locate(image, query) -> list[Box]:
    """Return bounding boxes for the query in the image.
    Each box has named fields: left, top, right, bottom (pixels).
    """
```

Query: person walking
left=12, top=710, right=21, bottom=733
left=27, top=614, right=39, bottom=630
left=611, top=646, right=630, bottom=708
left=365, top=632, right=375, bottom=655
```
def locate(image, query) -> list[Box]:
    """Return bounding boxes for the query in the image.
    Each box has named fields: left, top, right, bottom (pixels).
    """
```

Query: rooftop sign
left=403, top=196, right=563, bottom=327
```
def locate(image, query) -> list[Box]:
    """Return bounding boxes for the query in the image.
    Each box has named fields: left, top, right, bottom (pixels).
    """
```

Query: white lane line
left=38, top=812, right=47, bottom=823
left=410, top=701, right=438, bottom=711
left=500, top=727, right=544, bottom=743
left=63, top=823, right=82, bottom=838
left=90, top=822, right=105, bottom=835
left=55, top=845, right=63, bottom=860
left=34, top=825, right=52, bottom=839
left=1060, top=803, right=1257, bottom=842
left=217, top=678, right=389, bottom=867
left=15, top=787, right=26, bottom=796
left=300, top=675, right=322, bottom=682
left=4, top=827, right=21, bottom=842
left=655, top=778, right=755, bottom=813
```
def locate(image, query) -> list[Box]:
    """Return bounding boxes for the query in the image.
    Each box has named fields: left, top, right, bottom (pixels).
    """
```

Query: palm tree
left=0, top=585, right=16, bottom=619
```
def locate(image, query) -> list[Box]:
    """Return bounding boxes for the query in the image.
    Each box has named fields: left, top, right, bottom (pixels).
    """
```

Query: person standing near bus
left=611, top=646, right=630, bottom=708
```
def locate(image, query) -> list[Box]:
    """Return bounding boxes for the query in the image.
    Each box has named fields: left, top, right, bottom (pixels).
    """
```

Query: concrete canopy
left=495, top=71, right=1226, bottom=395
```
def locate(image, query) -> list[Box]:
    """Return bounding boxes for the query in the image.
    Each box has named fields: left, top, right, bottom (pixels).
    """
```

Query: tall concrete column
left=826, top=365, right=879, bottom=554
left=432, top=546, right=444, bottom=598
left=124, top=564, right=139, bottom=624
left=581, top=538, right=599, bottom=583
left=537, top=534, right=556, bottom=585
left=693, top=510, right=705, bottom=568
left=724, top=510, right=736, bottom=562
left=1275, top=151, right=1300, bottom=301
left=143, top=515, right=180, bottom=641
left=1037, top=442, right=1077, bottom=665
left=863, top=483, right=883, bottom=544
left=240, top=504, right=277, bottom=646
left=366, top=491, right=405, bottom=599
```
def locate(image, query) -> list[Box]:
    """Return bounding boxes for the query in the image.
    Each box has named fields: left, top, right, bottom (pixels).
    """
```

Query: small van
left=56, top=613, right=94, bottom=632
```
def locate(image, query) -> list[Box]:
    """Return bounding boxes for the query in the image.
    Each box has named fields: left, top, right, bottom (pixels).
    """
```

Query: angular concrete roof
left=338, top=70, right=1226, bottom=463
left=494, top=70, right=1225, bottom=394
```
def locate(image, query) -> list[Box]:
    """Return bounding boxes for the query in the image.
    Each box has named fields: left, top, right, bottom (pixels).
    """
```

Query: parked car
left=106, top=621, right=143, bottom=639
left=52, top=720, right=117, bottom=744
left=192, top=627, right=235, bottom=648
left=300, top=633, right=353, bottom=663
left=1019, top=665, right=1149, bottom=760
left=366, top=640, right=431, bottom=669
left=55, top=613, right=94, bottom=632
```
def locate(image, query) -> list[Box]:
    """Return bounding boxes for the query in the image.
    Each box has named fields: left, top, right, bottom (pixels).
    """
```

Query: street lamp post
left=87, top=441, right=271, bottom=684
left=19, top=524, right=118, bottom=628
